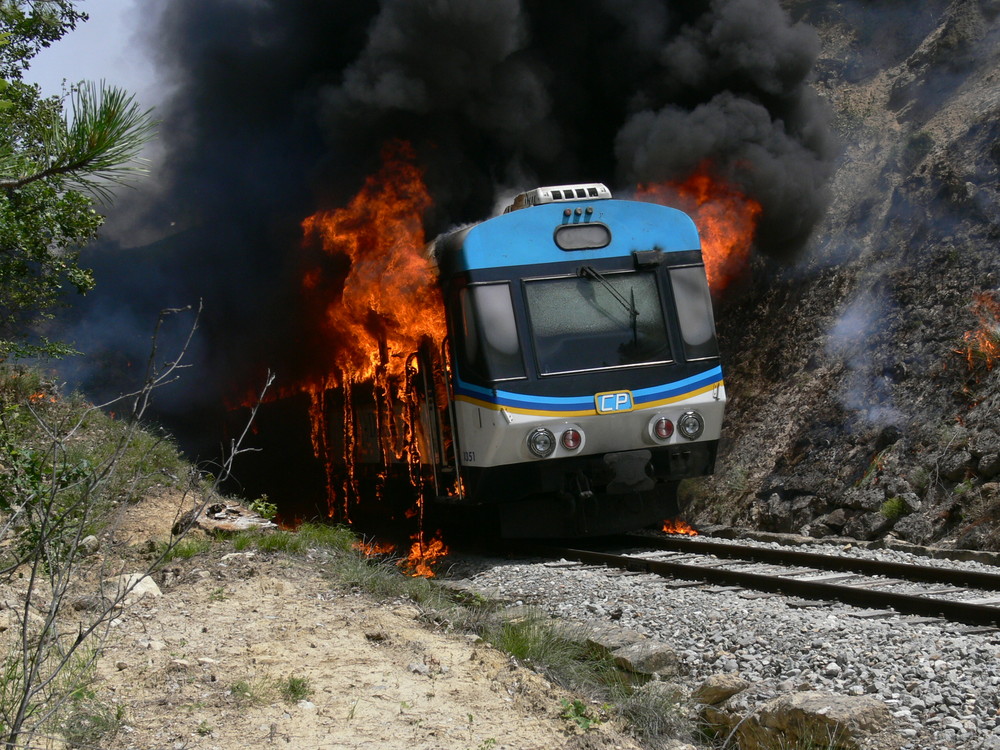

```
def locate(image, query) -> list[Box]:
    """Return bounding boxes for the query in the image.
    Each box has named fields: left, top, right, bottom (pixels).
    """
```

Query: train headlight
left=561, top=428, right=583, bottom=451
left=653, top=417, right=674, bottom=440
left=677, top=411, right=704, bottom=440
left=526, top=427, right=556, bottom=458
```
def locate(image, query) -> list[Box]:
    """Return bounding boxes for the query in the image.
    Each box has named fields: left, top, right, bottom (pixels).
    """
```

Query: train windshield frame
left=523, top=269, right=673, bottom=376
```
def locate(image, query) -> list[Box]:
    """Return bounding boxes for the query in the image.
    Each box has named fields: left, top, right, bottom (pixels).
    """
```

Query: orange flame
left=662, top=518, right=698, bottom=536
left=399, top=530, right=449, bottom=578
left=353, top=538, right=397, bottom=557
left=276, top=141, right=448, bottom=517
left=28, top=392, right=58, bottom=404
left=301, top=141, right=446, bottom=385
left=958, top=292, right=1000, bottom=374
left=637, top=164, right=762, bottom=293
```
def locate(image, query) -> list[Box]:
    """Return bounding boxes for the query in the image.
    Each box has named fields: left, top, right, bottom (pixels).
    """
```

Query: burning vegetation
left=958, top=292, right=1000, bottom=375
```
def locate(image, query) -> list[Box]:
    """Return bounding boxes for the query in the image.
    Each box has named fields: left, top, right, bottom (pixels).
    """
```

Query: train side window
left=459, top=283, right=525, bottom=380
left=669, top=266, right=718, bottom=360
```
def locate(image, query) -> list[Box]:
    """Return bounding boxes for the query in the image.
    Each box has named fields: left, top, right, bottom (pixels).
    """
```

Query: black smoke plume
left=61, top=0, right=834, bottom=492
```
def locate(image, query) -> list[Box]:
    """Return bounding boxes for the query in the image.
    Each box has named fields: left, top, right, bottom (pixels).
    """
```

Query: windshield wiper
left=578, top=266, right=639, bottom=343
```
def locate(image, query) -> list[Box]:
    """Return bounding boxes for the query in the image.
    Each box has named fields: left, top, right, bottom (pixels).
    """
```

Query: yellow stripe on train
left=454, top=381, right=722, bottom=418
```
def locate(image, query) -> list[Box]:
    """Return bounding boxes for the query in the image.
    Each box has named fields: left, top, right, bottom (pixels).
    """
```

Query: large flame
left=301, top=141, right=446, bottom=384
left=291, top=142, right=446, bottom=515
left=295, top=141, right=450, bottom=574
left=637, top=165, right=762, bottom=293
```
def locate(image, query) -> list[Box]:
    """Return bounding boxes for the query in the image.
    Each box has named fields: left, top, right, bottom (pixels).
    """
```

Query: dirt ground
left=87, top=494, right=643, bottom=750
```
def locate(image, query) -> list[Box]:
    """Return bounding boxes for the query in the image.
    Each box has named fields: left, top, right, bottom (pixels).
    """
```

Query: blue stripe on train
left=454, top=366, right=722, bottom=413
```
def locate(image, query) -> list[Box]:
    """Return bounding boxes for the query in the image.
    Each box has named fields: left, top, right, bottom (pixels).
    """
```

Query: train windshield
left=525, top=270, right=671, bottom=375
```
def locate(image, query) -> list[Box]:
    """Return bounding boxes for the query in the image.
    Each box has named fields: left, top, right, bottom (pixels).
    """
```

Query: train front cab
left=427, top=185, right=725, bottom=538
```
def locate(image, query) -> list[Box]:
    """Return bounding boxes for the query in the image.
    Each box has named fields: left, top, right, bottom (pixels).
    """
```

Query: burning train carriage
left=409, top=183, right=726, bottom=537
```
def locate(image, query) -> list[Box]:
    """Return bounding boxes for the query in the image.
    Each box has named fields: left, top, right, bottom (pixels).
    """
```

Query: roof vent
left=504, top=183, right=612, bottom=213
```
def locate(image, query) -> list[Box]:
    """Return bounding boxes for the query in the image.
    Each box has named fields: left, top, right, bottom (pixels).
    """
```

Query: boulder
left=842, top=487, right=885, bottom=512
left=843, top=511, right=894, bottom=541
left=754, top=492, right=793, bottom=533
left=578, top=623, right=647, bottom=655
left=738, top=691, right=897, bottom=750
left=940, top=450, right=973, bottom=482
left=790, top=494, right=830, bottom=531
left=970, top=429, right=1000, bottom=458
left=978, top=453, right=1000, bottom=479
left=955, top=523, right=995, bottom=551
left=612, top=640, right=679, bottom=677
left=692, top=673, right=750, bottom=706
left=891, top=513, right=935, bottom=545
left=815, top=508, right=848, bottom=532
left=106, top=574, right=162, bottom=604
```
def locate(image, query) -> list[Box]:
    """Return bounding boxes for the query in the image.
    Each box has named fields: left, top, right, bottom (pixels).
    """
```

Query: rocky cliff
left=690, top=0, right=1000, bottom=550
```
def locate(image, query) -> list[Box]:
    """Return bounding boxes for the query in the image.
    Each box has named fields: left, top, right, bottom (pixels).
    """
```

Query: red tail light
left=654, top=417, right=674, bottom=440
left=561, top=428, right=582, bottom=450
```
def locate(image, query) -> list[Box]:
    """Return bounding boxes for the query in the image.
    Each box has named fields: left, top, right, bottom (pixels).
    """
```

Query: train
left=339, top=183, right=725, bottom=538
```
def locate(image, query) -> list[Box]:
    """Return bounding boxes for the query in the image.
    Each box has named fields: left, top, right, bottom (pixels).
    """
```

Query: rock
left=842, top=487, right=885, bottom=512
left=978, top=454, right=1000, bottom=479
left=72, top=594, right=111, bottom=612
left=752, top=485, right=829, bottom=533
left=955, top=523, right=994, bottom=551
left=754, top=492, right=794, bottom=533
left=791, top=494, right=830, bottom=531
left=79, top=535, right=100, bottom=555
left=940, top=451, right=973, bottom=482
left=107, top=574, right=162, bottom=604
left=692, top=674, right=750, bottom=705
left=897, top=492, right=922, bottom=513
left=843, top=511, right=894, bottom=541
left=741, top=691, right=896, bottom=750
left=577, top=623, right=646, bottom=655
left=611, top=640, right=679, bottom=676
left=823, top=507, right=849, bottom=529
left=810, top=508, right=849, bottom=538
left=891, top=514, right=935, bottom=545
left=970, top=429, right=1000, bottom=458
left=172, top=501, right=278, bottom=536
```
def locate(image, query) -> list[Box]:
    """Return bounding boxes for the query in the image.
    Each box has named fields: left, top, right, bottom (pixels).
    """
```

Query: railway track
left=511, top=534, right=1000, bottom=629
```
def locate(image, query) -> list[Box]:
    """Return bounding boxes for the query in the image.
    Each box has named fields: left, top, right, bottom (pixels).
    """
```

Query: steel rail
left=519, top=544, right=1000, bottom=627
left=614, top=534, right=1000, bottom=590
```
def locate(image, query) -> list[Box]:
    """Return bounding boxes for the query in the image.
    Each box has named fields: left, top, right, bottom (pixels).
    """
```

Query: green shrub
left=279, top=676, right=312, bottom=704
left=880, top=497, right=907, bottom=520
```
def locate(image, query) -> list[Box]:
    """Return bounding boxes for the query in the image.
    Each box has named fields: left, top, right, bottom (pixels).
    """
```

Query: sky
left=24, top=0, right=159, bottom=107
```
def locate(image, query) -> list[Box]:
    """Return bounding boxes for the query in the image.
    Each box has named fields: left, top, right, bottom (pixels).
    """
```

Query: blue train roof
left=442, top=198, right=701, bottom=273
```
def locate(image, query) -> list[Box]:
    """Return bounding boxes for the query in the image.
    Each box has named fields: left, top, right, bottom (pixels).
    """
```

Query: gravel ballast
left=457, top=536, right=1000, bottom=749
